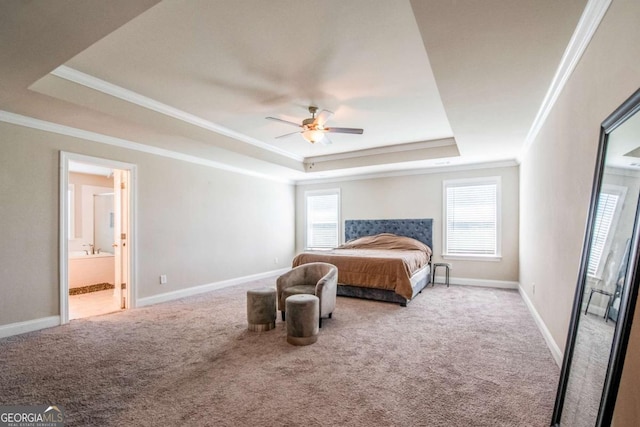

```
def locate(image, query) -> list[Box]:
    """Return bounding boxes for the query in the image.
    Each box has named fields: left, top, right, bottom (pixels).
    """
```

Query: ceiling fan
left=266, top=106, right=364, bottom=144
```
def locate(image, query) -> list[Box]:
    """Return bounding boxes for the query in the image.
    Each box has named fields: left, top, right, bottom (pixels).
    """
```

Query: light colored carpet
left=0, top=279, right=559, bottom=426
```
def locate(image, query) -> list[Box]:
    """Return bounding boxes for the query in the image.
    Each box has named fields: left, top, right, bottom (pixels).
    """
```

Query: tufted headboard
left=344, top=218, right=433, bottom=249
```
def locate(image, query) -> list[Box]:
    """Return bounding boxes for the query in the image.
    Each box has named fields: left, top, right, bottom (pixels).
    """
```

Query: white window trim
left=304, top=188, right=341, bottom=250
left=442, top=176, right=502, bottom=261
left=442, top=254, right=503, bottom=262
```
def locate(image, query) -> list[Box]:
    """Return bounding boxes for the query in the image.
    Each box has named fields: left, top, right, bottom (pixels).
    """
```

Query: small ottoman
left=246, top=287, right=276, bottom=332
left=286, top=294, right=319, bottom=346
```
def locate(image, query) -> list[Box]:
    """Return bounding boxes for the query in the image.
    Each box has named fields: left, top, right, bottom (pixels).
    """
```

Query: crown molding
left=0, top=110, right=294, bottom=184
left=519, top=0, right=612, bottom=162
left=0, top=109, right=518, bottom=186
left=305, top=137, right=456, bottom=164
left=50, top=65, right=304, bottom=162
left=295, top=159, right=518, bottom=185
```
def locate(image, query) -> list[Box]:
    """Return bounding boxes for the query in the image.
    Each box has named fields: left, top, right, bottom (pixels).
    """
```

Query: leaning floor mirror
left=552, top=88, right=640, bottom=426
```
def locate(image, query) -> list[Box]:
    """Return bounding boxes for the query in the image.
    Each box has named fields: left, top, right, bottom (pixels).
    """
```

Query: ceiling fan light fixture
left=266, top=106, right=363, bottom=144
left=302, top=129, right=325, bottom=144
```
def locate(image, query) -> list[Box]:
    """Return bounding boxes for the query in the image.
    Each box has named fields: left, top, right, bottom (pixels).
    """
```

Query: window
left=305, top=189, right=340, bottom=250
left=587, top=185, right=626, bottom=278
left=443, top=177, right=501, bottom=258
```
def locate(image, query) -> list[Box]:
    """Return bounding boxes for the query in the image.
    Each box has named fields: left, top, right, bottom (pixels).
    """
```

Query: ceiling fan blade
left=326, top=127, right=364, bottom=135
left=275, top=131, right=301, bottom=139
left=315, top=109, right=334, bottom=127
left=266, top=117, right=302, bottom=128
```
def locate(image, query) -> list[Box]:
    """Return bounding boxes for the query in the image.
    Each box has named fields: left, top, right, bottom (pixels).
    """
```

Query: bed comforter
left=292, top=233, right=432, bottom=300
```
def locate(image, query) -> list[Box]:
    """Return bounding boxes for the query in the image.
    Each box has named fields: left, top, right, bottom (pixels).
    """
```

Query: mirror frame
left=552, top=88, right=640, bottom=426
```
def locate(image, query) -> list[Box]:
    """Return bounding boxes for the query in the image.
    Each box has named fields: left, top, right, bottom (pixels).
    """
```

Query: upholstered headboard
left=344, top=218, right=433, bottom=249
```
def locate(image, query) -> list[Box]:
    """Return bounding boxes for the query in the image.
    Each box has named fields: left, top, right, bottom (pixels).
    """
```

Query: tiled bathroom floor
left=69, top=289, right=122, bottom=320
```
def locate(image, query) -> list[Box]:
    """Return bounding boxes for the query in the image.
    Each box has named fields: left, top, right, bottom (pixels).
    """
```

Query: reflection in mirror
left=562, top=180, right=635, bottom=423
left=94, top=193, right=114, bottom=254
left=554, top=89, right=640, bottom=426
left=67, top=161, right=115, bottom=253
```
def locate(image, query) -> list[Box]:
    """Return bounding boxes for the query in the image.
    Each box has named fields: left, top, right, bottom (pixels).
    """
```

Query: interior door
left=120, top=170, right=129, bottom=309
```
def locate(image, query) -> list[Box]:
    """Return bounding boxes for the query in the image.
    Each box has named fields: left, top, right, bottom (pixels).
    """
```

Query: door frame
left=59, top=151, right=138, bottom=324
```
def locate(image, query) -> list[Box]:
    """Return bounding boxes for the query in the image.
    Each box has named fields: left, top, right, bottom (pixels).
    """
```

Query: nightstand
left=432, top=262, right=451, bottom=287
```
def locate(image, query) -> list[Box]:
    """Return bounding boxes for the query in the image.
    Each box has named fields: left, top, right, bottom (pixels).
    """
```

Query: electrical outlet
left=274, top=257, right=278, bottom=264
left=160, top=274, right=167, bottom=284
left=532, top=283, right=536, bottom=294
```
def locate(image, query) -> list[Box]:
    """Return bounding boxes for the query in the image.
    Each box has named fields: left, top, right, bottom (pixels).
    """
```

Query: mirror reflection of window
left=586, top=184, right=627, bottom=292
left=587, top=189, right=622, bottom=277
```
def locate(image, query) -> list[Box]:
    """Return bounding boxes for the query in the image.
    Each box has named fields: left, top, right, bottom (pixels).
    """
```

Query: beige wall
left=0, top=122, right=295, bottom=325
left=296, top=165, right=519, bottom=283
left=518, top=0, right=640, bottom=424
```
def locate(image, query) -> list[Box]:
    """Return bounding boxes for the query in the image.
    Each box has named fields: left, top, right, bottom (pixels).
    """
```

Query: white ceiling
left=0, top=0, right=588, bottom=182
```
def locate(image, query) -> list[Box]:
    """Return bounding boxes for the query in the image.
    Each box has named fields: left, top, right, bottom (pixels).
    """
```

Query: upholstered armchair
left=277, top=262, right=338, bottom=327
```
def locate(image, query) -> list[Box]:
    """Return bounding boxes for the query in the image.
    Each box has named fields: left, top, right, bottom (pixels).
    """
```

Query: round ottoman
left=246, top=287, right=276, bottom=332
left=286, top=294, right=319, bottom=346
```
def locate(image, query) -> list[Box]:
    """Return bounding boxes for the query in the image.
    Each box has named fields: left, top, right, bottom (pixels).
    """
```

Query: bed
left=292, top=218, right=433, bottom=306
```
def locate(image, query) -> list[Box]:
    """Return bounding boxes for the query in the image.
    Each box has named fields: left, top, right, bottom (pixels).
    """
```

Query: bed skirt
left=337, top=264, right=431, bottom=306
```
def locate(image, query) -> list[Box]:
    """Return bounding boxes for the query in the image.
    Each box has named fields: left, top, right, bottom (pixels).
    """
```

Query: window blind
left=587, top=192, right=619, bottom=277
left=445, top=182, right=497, bottom=255
left=306, top=192, right=339, bottom=249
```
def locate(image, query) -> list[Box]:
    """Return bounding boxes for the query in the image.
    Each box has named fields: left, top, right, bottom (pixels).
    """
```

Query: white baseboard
left=440, top=276, right=519, bottom=289
left=518, top=285, right=563, bottom=366
left=137, top=267, right=290, bottom=307
left=0, top=316, right=60, bottom=339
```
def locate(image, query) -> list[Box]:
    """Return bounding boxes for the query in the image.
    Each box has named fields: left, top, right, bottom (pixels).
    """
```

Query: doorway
left=59, top=152, right=136, bottom=324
